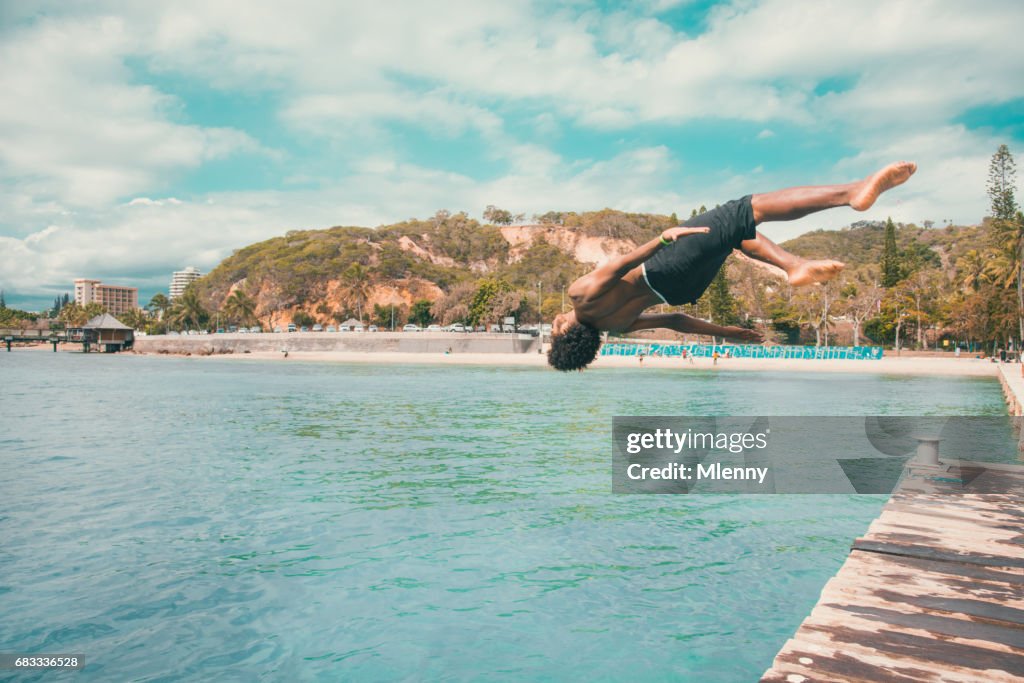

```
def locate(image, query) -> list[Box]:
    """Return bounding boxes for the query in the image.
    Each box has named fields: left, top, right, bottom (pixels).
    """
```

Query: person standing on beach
left=548, top=161, right=917, bottom=371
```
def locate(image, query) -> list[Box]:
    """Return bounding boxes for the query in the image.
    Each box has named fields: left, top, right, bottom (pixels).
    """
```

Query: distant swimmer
left=548, top=161, right=916, bottom=371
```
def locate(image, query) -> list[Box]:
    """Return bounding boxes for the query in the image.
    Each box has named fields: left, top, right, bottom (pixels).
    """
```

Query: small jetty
left=2, top=313, right=134, bottom=353
left=762, top=459, right=1024, bottom=682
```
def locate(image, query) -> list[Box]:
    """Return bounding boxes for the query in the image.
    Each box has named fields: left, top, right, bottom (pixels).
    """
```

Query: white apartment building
left=170, top=266, right=202, bottom=300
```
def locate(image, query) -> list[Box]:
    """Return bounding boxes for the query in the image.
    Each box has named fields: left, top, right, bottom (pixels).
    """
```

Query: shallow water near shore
left=0, top=353, right=1010, bottom=681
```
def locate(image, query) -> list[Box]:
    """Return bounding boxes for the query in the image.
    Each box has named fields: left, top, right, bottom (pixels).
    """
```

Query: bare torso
left=567, top=267, right=661, bottom=333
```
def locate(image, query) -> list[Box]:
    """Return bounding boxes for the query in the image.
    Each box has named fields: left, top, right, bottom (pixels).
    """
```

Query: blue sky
left=1, top=0, right=1022, bottom=309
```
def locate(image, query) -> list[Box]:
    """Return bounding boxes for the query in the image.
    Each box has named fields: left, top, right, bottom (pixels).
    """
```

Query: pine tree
left=987, top=145, right=1023, bottom=345
left=0, top=290, right=5, bottom=310
left=881, top=217, right=902, bottom=287
left=706, top=269, right=739, bottom=326
left=988, top=144, right=1018, bottom=220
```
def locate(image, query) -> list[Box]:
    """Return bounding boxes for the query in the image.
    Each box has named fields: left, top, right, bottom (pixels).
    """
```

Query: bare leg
left=750, top=161, right=916, bottom=223
left=741, top=161, right=916, bottom=286
left=739, top=231, right=844, bottom=286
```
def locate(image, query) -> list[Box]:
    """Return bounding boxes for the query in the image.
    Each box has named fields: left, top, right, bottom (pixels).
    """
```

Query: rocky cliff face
left=499, top=225, right=635, bottom=267
left=198, top=216, right=648, bottom=328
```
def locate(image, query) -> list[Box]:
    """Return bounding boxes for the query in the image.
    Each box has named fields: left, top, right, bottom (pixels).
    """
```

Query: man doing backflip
left=548, top=161, right=917, bottom=371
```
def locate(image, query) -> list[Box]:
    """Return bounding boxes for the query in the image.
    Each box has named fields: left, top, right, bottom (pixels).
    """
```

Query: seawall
left=999, top=363, right=1024, bottom=416
left=133, top=331, right=541, bottom=355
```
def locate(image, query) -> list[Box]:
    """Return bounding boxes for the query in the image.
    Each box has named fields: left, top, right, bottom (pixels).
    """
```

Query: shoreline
left=121, top=348, right=1001, bottom=377
left=11, top=342, right=1004, bottom=378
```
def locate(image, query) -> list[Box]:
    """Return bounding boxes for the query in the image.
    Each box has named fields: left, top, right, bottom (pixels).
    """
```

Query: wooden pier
left=2, top=313, right=133, bottom=353
left=762, top=461, right=1024, bottom=682
left=1, top=327, right=66, bottom=352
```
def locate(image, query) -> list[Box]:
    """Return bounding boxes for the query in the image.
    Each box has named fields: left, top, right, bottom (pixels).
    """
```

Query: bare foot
left=787, top=259, right=845, bottom=286
left=849, top=161, right=916, bottom=211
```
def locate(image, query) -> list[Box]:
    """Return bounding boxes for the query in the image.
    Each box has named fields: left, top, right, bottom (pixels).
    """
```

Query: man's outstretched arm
left=581, top=227, right=710, bottom=299
left=623, top=313, right=763, bottom=343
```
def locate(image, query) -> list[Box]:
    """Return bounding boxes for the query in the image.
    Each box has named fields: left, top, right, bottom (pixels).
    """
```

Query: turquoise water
left=0, top=353, right=1009, bottom=681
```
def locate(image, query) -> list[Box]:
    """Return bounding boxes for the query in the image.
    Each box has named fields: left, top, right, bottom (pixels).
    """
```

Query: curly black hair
left=547, top=322, right=602, bottom=371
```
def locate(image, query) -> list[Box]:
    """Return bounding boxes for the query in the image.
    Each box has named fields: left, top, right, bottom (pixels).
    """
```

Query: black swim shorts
left=641, top=195, right=757, bottom=305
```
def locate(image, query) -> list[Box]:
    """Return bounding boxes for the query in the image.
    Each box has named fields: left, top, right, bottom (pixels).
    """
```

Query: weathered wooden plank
left=882, top=496, right=1024, bottom=523
left=819, top=552, right=1024, bottom=616
left=864, top=511, right=1024, bottom=544
left=846, top=548, right=1024, bottom=586
left=852, top=538, right=1024, bottom=570
left=764, top=464, right=1024, bottom=683
left=764, top=622, right=1024, bottom=682
left=803, top=600, right=1024, bottom=652
left=775, top=603, right=1024, bottom=681
left=883, top=500, right=1024, bottom=531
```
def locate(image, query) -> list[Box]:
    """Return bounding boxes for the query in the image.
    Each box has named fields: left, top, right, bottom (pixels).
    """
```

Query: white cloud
left=0, top=13, right=266, bottom=208
left=0, top=145, right=694, bottom=297
left=1, top=0, right=1022, bottom=303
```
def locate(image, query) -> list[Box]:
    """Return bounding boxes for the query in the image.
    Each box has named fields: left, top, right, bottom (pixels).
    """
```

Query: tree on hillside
left=0, top=290, right=5, bottom=309
left=339, top=263, right=371, bottom=323
left=147, top=293, right=171, bottom=319
left=373, top=303, right=407, bottom=330
left=905, top=268, right=942, bottom=349
left=881, top=217, right=903, bottom=287
left=730, top=260, right=783, bottom=344
left=167, top=286, right=208, bottom=331
left=483, top=205, right=514, bottom=225
left=985, top=145, right=1023, bottom=346
left=955, top=249, right=986, bottom=292
left=533, top=211, right=565, bottom=225
left=408, top=300, right=434, bottom=327
left=468, top=279, right=521, bottom=327
left=841, top=273, right=882, bottom=347
left=433, top=281, right=476, bottom=326
left=118, top=308, right=147, bottom=331
left=705, top=269, right=739, bottom=327
left=223, top=289, right=257, bottom=326
left=988, top=144, right=1019, bottom=221
left=792, top=281, right=838, bottom=347
left=58, top=302, right=89, bottom=327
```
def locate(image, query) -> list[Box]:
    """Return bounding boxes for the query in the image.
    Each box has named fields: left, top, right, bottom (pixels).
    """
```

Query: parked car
left=367, top=325, right=378, bottom=332
left=287, top=323, right=297, bottom=332
left=249, top=326, right=262, bottom=333
left=312, top=324, right=323, bottom=332
left=326, top=325, right=337, bottom=333
left=447, top=323, right=467, bottom=333
left=403, top=324, right=421, bottom=332
left=299, top=326, right=309, bottom=332
left=353, top=325, right=364, bottom=333
left=273, top=326, right=283, bottom=333
left=426, top=324, right=442, bottom=332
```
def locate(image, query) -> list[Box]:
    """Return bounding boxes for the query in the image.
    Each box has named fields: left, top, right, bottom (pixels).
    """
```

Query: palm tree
left=57, top=302, right=89, bottom=327
left=339, top=263, right=371, bottom=323
left=147, top=293, right=171, bottom=320
left=223, top=289, right=256, bottom=326
left=168, top=287, right=208, bottom=331
left=118, top=308, right=147, bottom=331
left=955, top=249, right=987, bottom=292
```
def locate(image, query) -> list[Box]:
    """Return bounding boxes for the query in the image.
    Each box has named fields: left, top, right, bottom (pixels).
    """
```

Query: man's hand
left=722, top=326, right=764, bottom=343
left=661, top=226, right=710, bottom=242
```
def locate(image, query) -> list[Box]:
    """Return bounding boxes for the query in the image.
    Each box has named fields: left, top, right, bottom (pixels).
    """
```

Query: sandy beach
left=124, top=347, right=1002, bottom=377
